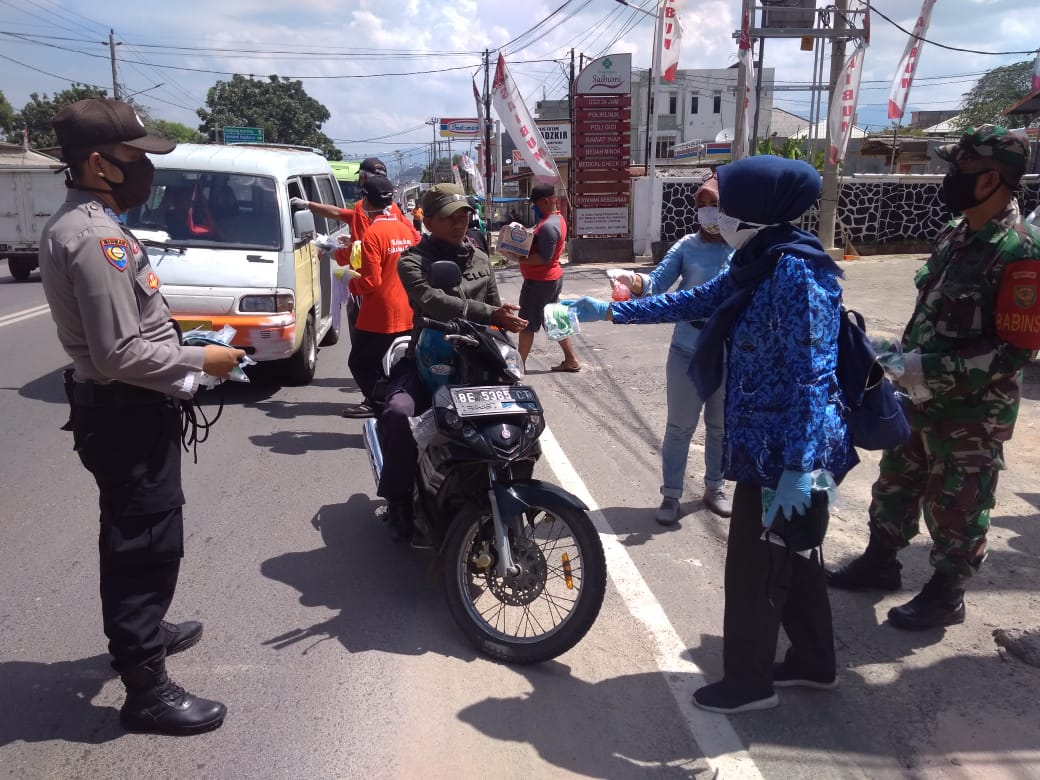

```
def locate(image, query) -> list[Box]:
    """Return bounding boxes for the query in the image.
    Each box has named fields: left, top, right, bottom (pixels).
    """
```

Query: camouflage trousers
left=868, top=421, right=1004, bottom=578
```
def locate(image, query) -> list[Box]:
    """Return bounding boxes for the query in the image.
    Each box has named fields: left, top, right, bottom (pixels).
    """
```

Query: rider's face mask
left=718, top=212, right=773, bottom=250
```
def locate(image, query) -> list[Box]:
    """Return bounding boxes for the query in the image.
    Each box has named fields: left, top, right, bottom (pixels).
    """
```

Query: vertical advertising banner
left=492, top=54, right=561, bottom=184
left=887, top=0, right=937, bottom=120
left=660, top=0, right=684, bottom=82
left=829, top=44, right=866, bottom=165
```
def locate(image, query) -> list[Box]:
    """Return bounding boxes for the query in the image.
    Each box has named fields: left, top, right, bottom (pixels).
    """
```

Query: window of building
left=655, top=139, right=675, bottom=159
left=690, top=96, right=699, bottom=114
left=713, top=92, right=722, bottom=114
left=668, top=95, right=677, bottom=115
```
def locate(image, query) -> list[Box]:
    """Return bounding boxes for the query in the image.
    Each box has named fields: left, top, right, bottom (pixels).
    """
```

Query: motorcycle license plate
left=450, top=386, right=541, bottom=418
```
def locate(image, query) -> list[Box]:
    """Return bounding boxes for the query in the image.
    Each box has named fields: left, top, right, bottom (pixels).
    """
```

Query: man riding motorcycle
left=378, top=183, right=527, bottom=541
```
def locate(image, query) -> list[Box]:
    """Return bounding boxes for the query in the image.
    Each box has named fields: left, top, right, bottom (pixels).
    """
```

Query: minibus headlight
left=240, top=294, right=295, bottom=314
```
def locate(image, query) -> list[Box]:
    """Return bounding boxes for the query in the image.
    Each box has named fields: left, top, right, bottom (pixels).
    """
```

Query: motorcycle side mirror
left=428, top=260, right=462, bottom=290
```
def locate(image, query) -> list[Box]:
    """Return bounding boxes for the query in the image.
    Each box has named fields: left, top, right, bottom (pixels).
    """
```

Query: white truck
left=0, top=146, right=67, bottom=281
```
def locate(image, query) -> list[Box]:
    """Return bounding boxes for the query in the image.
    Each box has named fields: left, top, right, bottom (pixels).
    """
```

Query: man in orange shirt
left=336, top=174, right=417, bottom=417
left=292, top=158, right=419, bottom=244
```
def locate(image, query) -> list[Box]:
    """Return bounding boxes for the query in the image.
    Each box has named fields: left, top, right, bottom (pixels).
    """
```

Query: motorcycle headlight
left=499, top=342, right=525, bottom=380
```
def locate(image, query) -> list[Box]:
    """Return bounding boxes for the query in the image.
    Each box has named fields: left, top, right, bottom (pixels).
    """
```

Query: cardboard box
left=497, top=223, right=534, bottom=256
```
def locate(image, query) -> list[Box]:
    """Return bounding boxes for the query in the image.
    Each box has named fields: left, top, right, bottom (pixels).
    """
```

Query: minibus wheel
left=284, top=313, right=317, bottom=384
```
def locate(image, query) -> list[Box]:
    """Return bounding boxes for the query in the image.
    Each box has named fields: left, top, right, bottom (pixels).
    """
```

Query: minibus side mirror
left=293, top=209, right=316, bottom=243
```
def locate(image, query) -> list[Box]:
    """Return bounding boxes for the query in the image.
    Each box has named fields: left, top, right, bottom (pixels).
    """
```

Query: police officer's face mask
left=98, top=152, right=156, bottom=211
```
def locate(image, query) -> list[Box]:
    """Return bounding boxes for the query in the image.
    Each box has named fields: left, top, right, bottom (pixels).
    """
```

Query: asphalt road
left=1, top=253, right=1039, bottom=779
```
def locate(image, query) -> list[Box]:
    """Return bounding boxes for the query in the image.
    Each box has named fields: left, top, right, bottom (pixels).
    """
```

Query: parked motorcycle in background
left=363, top=261, right=607, bottom=664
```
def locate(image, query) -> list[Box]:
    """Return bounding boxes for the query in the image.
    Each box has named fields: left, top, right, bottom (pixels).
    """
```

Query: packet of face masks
left=181, top=325, right=256, bottom=386
left=543, top=303, right=579, bottom=341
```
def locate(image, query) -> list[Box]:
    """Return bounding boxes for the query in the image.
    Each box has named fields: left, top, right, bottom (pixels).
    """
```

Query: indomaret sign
left=572, top=53, right=632, bottom=238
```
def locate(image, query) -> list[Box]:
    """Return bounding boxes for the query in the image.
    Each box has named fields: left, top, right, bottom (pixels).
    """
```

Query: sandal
left=341, top=401, right=376, bottom=418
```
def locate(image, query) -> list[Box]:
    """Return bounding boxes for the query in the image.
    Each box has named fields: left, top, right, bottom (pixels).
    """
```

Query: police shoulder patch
left=99, top=238, right=131, bottom=271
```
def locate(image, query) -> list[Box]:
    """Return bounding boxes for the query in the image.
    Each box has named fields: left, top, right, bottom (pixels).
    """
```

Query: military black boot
left=887, top=570, right=966, bottom=630
left=120, top=662, right=227, bottom=736
left=826, top=538, right=902, bottom=591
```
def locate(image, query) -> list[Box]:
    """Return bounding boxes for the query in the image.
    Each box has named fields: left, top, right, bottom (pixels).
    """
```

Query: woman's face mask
left=696, top=205, right=720, bottom=234
left=718, top=213, right=773, bottom=250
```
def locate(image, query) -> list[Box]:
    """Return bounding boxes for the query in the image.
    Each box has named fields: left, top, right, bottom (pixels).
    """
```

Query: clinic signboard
left=572, top=53, right=631, bottom=237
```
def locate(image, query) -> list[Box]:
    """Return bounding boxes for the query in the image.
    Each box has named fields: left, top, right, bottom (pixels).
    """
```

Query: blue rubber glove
left=560, top=297, right=611, bottom=322
left=763, top=470, right=812, bottom=528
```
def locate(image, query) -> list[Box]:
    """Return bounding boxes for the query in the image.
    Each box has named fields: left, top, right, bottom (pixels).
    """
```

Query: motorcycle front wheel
left=442, top=503, right=607, bottom=664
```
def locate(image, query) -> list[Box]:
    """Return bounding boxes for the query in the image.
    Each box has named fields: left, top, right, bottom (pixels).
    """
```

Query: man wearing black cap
left=377, top=183, right=527, bottom=541
left=516, top=184, right=581, bottom=372
left=336, top=174, right=417, bottom=417
left=38, top=98, right=244, bottom=735
left=829, top=126, right=1040, bottom=631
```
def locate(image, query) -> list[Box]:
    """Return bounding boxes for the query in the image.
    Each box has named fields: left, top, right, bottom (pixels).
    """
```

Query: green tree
left=0, top=90, right=14, bottom=139
left=955, top=60, right=1034, bottom=130
left=196, top=75, right=341, bottom=160
left=148, top=119, right=204, bottom=144
left=12, top=84, right=108, bottom=148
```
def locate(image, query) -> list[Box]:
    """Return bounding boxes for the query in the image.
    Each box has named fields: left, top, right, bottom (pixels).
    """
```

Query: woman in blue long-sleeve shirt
left=566, top=156, right=858, bottom=714
left=608, top=175, right=734, bottom=524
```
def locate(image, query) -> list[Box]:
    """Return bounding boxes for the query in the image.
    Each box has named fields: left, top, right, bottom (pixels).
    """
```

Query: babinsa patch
left=100, top=238, right=131, bottom=271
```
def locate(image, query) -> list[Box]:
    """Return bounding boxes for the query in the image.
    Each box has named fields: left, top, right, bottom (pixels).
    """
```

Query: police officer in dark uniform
left=38, top=99, right=244, bottom=735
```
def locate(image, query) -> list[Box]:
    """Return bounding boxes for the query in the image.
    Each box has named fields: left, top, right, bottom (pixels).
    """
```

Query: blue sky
left=1, top=0, right=1036, bottom=168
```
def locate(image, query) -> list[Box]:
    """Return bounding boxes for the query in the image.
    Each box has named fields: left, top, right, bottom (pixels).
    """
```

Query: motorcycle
left=362, top=261, right=607, bottom=664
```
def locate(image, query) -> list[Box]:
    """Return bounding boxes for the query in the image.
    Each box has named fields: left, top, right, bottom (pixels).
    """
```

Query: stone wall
left=658, top=174, right=1040, bottom=247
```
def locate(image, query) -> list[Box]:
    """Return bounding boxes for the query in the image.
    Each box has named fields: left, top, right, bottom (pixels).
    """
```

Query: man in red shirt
left=517, top=184, right=580, bottom=372
left=336, top=174, right=417, bottom=417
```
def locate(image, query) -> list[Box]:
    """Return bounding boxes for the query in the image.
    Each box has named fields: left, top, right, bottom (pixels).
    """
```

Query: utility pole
left=108, top=29, right=120, bottom=100
left=819, top=0, right=849, bottom=255
left=732, top=0, right=750, bottom=160
left=483, top=49, right=493, bottom=246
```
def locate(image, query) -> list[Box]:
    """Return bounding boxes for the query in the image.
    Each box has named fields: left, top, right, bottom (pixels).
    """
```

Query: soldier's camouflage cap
left=936, top=124, right=1029, bottom=169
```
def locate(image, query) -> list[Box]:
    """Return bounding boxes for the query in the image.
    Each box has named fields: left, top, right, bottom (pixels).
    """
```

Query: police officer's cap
left=52, top=98, right=176, bottom=160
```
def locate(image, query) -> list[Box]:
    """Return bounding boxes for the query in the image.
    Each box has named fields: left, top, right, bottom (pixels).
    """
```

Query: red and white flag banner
left=733, top=5, right=756, bottom=159
left=829, top=44, right=866, bottom=165
left=887, top=0, right=937, bottom=120
left=660, top=0, right=684, bottom=82
left=492, top=54, right=560, bottom=184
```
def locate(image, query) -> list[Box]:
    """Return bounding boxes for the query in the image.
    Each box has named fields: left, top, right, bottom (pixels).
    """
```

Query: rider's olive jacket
left=397, top=235, right=501, bottom=353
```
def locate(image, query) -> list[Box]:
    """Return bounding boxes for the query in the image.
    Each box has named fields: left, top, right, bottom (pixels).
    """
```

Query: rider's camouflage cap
left=936, top=125, right=1029, bottom=169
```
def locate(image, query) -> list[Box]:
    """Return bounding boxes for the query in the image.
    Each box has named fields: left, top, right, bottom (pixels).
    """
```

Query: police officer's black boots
left=826, top=537, right=902, bottom=591
left=887, top=570, right=967, bottom=630
left=120, top=661, right=227, bottom=736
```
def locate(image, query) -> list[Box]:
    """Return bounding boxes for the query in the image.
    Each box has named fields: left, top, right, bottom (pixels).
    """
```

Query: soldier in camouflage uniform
left=829, top=126, right=1038, bottom=630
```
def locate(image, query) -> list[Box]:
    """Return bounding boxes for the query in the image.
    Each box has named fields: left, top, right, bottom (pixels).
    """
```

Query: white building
left=630, top=66, right=776, bottom=164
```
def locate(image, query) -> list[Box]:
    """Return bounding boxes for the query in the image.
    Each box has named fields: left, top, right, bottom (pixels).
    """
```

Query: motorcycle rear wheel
left=442, top=504, right=606, bottom=664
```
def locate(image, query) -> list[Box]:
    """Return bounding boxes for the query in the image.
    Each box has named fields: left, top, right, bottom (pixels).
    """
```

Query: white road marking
left=539, top=425, right=764, bottom=779
left=0, top=303, right=51, bottom=329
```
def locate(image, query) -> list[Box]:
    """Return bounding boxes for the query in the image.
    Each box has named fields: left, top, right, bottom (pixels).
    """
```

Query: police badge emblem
left=99, top=238, right=131, bottom=271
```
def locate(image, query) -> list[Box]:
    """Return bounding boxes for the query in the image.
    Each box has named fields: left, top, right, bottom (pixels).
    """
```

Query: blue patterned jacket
left=612, top=252, right=857, bottom=487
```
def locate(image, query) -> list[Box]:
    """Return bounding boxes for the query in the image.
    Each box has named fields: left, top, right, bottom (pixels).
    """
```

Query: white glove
left=290, top=197, right=309, bottom=210
left=606, top=269, right=637, bottom=289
